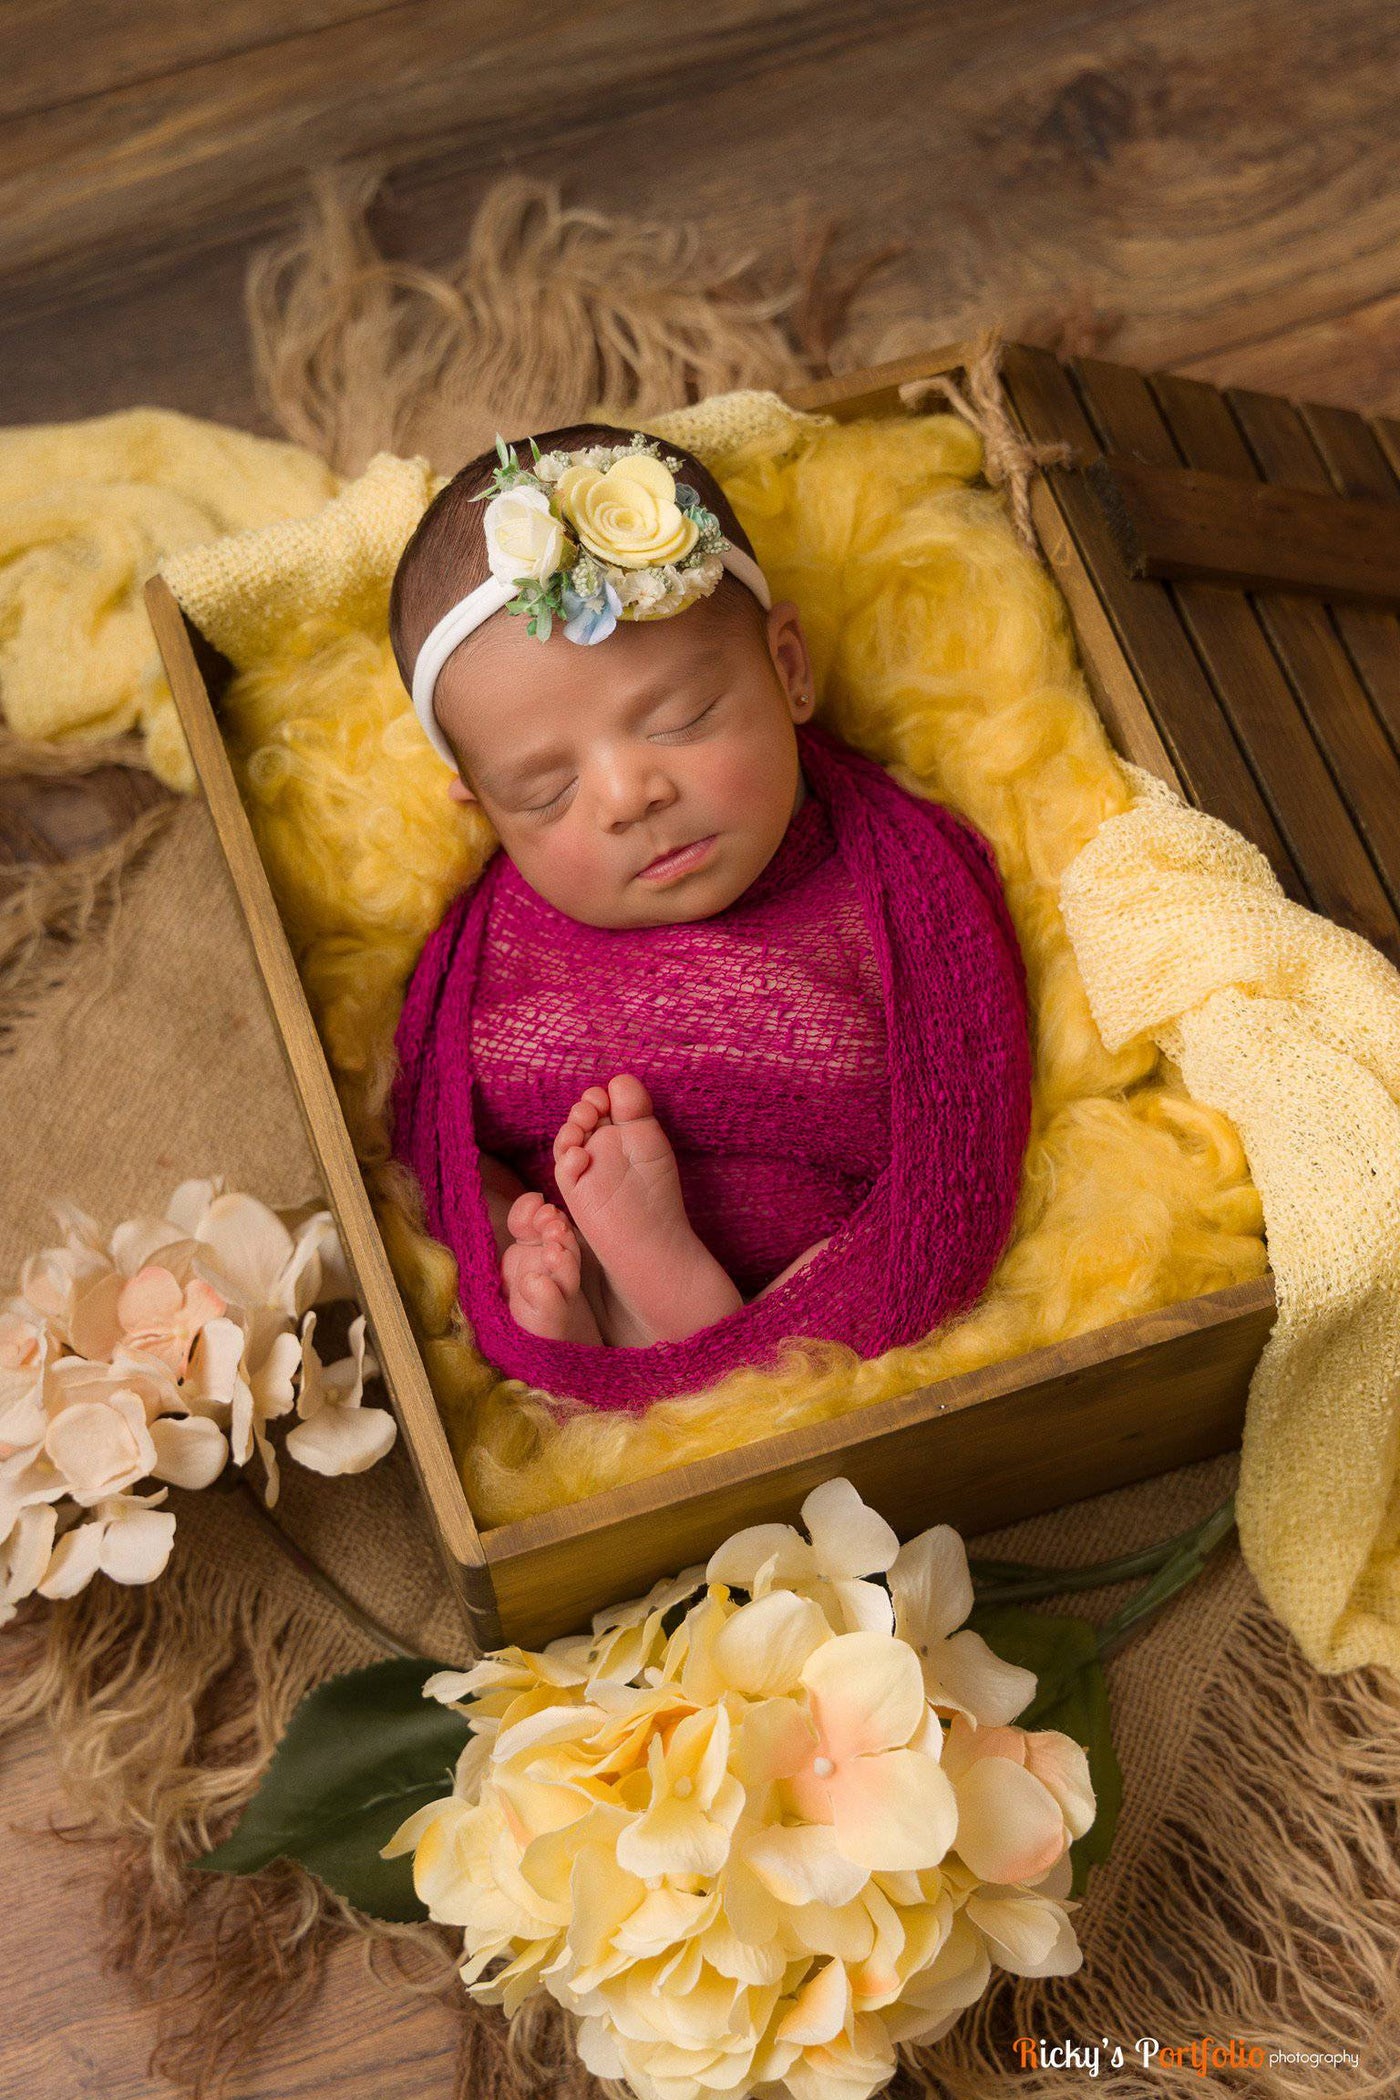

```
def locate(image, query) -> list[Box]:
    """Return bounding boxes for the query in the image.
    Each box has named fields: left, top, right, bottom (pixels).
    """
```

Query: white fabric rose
left=483, top=486, right=569, bottom=586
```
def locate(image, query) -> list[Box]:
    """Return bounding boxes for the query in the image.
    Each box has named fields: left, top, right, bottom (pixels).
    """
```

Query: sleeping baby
left=388, top=423, right=1032, bottom=1411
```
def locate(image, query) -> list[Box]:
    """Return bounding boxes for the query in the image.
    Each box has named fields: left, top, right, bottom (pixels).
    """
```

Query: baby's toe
left=555, top=1100, right=605, bottom=1162
left=606, top=1072, right=653, bottom=1123
left=507, top=1190, right=546, bottom=1240
left=542, top=1236, right=578, bottom=1281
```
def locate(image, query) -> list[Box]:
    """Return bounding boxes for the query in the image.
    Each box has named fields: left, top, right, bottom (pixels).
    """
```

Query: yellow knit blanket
left=2, top=393, right=1394, bottom=1677
left=1061, top=768, right=1400, bottom=1674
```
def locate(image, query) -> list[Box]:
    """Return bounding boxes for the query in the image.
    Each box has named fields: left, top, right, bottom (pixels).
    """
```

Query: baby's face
left=433, top=586, right=815, bottom=928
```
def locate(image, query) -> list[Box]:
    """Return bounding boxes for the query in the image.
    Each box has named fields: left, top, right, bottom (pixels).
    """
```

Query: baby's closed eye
left=648, top=695, right=722, bottom=743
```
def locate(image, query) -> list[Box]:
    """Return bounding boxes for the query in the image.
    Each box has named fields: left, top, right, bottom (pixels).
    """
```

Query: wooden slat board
left=1003, top=347, right=1400, bottom=966
left=1085, top=358, right=1400, bottom=961
left=1000, top=345, right=1307, bottom=896
left=1085, top=455, right=1400, bottom=606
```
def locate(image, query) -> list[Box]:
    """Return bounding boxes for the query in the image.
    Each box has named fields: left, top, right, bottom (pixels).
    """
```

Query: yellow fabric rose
left=556, top=452, right=700, bottom=569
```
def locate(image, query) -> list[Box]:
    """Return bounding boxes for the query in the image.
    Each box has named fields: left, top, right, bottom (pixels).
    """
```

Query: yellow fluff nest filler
left=218, top=412, right=1266, bottom=1529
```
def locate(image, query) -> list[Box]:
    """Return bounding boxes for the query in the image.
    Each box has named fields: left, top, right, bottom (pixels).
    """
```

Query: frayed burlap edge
left=0, top=729, right=176, bottom=1043
left=243, top=167, right=882, bottom=478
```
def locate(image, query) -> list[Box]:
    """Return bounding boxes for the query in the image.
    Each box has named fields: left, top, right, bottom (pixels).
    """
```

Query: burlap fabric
left=3, top=178, right=1397, bottom=2098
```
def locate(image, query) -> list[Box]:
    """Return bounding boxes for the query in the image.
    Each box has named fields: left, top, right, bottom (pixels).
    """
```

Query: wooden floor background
left=4, top=1, right=1399, bottom=2093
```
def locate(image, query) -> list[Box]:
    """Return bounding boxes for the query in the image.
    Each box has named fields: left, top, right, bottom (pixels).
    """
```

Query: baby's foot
left=501, top=1192, right=601, bottom=1345
left=553, top=1075, right=741, bottom=1347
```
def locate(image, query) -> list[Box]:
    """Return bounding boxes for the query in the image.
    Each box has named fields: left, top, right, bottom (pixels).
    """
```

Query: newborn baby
left=389, top=421, right=1032, bottom=1403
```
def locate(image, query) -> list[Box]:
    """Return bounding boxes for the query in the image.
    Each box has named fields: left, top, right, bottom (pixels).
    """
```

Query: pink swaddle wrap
left=391, top=725, right=1032, bottom=1411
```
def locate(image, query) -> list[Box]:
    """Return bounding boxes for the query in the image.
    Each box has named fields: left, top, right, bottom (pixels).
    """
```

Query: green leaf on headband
left=194, top=1657, right=469, bottom=1923
left=506, top=573, right=567, bottom=639
left=964, top=1603, right=1122, bottom=1897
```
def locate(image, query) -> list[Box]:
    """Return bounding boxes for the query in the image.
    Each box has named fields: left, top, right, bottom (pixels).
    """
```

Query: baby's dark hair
left=388, top=422, right=759, bottom=693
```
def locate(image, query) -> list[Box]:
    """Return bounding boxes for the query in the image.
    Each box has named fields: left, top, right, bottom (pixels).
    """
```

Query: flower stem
left=1094, top=1495, right=1238, bottom=1663
left=236, top=1477, right=433, bottom=1663
left=969, top=1495, right=1237, bottom=1605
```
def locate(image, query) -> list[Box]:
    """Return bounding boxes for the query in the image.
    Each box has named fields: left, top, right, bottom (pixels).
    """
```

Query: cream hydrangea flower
left=385, top=1479, right=1096, bottom=2100
left=38, top=1488, right=177, bottom=1595
left=0, top=1180, right=392, bottom=1620
left=285, top=1310, right=394, bottom=1478
left=888, top=1523, right=1039, bottom=1725
left=707, top=1476, right=902, bottom=1634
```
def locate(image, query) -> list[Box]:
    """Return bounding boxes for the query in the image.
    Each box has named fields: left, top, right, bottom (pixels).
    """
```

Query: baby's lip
left=635, top=835, right=719, bottom=886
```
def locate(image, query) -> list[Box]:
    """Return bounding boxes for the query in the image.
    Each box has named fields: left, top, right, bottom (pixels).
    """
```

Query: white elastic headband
left=410, top=545, right=773, bottom=766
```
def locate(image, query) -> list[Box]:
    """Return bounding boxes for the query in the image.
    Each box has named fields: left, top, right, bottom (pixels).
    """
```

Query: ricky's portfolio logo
left=1012, top=2035, right=1360, bottom=2077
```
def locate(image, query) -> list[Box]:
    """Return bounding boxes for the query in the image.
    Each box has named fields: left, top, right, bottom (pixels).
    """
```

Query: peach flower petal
left=802, top=1632, right=926, bottom=1762
left=953, top=1755, right=1068, bottom=1886
left=827, top=1747, right=958, bottom=1872
left=712, top=1590, right=831, bottom=1698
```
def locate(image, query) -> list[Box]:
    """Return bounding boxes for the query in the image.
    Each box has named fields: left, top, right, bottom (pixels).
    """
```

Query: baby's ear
left=767, top=600, right=815, bottom=721
left=448, top=775, right=477, bottom=806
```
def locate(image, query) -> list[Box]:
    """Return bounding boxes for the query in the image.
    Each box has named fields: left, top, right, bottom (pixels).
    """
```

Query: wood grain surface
left=0, top=1720, right=463, bottom=2099
left=5, top=0, right=1400, bottom=423
left=5, top=2, right=1400, bottom=2093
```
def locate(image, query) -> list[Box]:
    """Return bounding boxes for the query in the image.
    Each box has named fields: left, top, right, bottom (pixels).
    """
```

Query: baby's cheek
left=690, top=735, right=792, bottom=829
left=509, top=820, right=615, bottom=913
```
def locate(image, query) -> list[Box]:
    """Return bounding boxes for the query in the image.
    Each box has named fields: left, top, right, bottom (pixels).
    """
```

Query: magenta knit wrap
left=390, top=726, right=1032, bottom=1411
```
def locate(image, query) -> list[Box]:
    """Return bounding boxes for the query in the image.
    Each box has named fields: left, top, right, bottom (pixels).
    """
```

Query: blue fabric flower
left=561, top=576, right=622, bottom=646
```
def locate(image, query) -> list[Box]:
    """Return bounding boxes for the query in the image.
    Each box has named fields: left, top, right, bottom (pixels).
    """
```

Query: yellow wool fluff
left=191, top=410, right=1266, bottom=1529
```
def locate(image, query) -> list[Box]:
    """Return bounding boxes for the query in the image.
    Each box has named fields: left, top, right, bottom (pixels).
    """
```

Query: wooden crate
left=145, top=338, right=1400, bottom=1650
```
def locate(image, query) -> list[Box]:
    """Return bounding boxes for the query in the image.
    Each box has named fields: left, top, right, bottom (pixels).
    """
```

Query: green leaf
left=195, top=1657, right=469, bottom=1923
left=966, top=1603, right=1123, bottom=1898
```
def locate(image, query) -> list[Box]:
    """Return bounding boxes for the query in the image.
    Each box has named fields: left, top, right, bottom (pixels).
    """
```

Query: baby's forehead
left=438, top=589, right=766, bottom=749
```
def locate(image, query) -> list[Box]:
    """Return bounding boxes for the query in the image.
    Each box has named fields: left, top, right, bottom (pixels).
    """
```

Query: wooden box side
left=146, top=345, right=1280, bottom=1655
left=144, top=577, right=503, bottom=1646
left=480, top=1278, right=1275, bottom=1647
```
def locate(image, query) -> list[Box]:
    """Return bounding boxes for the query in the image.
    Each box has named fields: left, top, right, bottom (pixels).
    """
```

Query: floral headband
left=410, top=433, right=771, bottom=764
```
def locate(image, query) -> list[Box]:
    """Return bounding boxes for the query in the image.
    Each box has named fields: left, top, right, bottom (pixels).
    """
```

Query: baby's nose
left=599, top=762, right=677, bottom=827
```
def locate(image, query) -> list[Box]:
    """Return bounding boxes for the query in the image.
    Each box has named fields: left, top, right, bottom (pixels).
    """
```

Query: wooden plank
left=143, top=579, right=499, bottom=1645
left=1080, top=454, right=1400, bottom=607
left=1376, top=419, right=1400, bottom=485
left=1137, top=368, right=1400, bottom=958
left=1299, top=401, right=1400, bottom=761
left=481, top=1278, right=1277, bottom=1647
left=1301, top=402, right=1400, bottom=502
left=0, top=0, right=401, bottom=122
left=0, top=0, right=949, bottom=302
left=1227, top=387, right=1400, bottom=918
left=999, top=344, right=1306, bottom=899
left=0, top=1719, right=463, bottom=2098
left=785, top=342, right=969, bottom=419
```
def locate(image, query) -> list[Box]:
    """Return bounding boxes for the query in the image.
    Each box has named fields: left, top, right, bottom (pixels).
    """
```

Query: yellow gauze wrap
left=160, top=394, right=1266, bottom=1535
left=0, top=409, right=336, bottom=785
